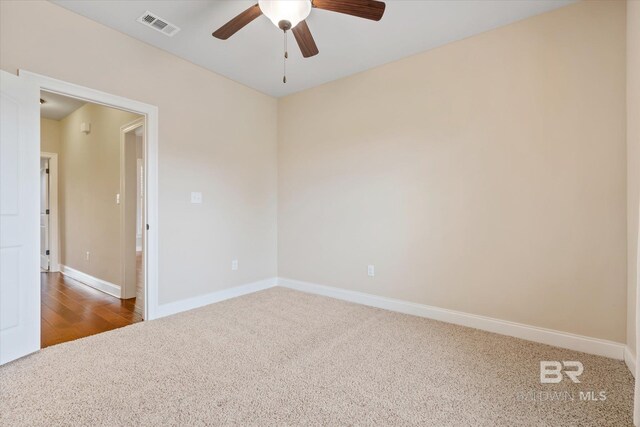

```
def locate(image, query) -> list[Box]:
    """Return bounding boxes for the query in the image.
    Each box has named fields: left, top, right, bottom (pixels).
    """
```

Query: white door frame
left=20, top=70, right=160, bottom=321
left=120, top=118, right=145, bottom=301
left=40, top=152, right=59, bottom=272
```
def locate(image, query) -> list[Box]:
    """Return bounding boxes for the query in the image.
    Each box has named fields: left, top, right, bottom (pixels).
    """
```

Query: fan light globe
left=258, top=0, right=312, bottom=29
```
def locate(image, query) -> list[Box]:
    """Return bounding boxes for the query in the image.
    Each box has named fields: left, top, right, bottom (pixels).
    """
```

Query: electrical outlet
left=116, top=193, right=120, bottom=204
left=367, top=265, right=375, bottom=277
left=231, top=259, right=238, bottom=271
left=86, top=251, right=90, bottom=262
left=191, top=192, right=203, bottom=204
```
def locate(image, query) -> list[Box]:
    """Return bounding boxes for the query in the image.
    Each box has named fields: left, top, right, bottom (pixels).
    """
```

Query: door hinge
left=46, top=168, right=49, bottom=174
left=146, top=224, right=149, bottom=230
left=46, top=209, right=50, bottom=214
left=45, top=250, right=50, bottom=255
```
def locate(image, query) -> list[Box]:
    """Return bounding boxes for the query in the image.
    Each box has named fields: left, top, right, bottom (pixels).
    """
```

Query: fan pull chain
left=283, top=30, right=288, bottom=84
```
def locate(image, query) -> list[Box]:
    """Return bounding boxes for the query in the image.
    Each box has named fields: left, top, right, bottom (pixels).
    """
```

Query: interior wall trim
left=277, top=277, right=626, bottom=360
left=21, top=69, right=159, bottom=321
left=626, top=346, right=637, bottom=377
left=155, top=277, right=278, bottom=318
left=59, top=264, right=121, bottom=298
left=148, top=275, right=627, bottom=361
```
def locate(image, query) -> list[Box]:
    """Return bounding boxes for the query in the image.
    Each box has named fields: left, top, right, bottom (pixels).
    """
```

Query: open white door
left=40, top=158, right=49, bottom=270
left=0, top=70, right=40, bottom=365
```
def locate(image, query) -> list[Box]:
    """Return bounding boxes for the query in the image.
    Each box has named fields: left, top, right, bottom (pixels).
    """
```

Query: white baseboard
left=625, top=346, right=636, bottom=377
left=145, top=275, right=627, bottom=361
left=277, top=277, right=626, bottom=360
left=59, top=264, right=121, bottom=298
left=156, top=277, right=277, bottom=318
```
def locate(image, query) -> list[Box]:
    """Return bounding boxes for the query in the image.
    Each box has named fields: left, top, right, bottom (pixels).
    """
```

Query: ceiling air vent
left=137, top=11, right=180, bottom=37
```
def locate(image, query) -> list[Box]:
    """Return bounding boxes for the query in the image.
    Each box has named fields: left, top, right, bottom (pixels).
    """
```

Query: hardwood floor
left=41, top=272, right=143, bottom=348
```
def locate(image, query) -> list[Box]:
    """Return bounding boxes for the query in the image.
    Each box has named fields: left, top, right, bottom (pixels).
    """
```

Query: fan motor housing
left=278, top=20, right=292, bottom=31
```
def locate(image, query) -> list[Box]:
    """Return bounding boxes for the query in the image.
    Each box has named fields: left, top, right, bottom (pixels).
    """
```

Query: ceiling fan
left=212, top=0, right=386, bottom=64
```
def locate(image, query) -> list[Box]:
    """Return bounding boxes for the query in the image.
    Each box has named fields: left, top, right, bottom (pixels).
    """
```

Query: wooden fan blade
left=292, top=21, right=319, bottom=58
left=312, top=0, right=385, bottom=21
left=212, top=4, right=262, bottom=40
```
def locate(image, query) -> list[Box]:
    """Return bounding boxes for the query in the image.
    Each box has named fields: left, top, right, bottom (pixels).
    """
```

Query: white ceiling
left=51, top=0, right=575, bottom=97
left=40, top=90, right=86, bottom=120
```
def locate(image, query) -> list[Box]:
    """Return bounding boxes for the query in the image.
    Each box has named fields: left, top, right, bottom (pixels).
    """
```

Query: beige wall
left=40, top=118, right=61, bottom=154
left=278, top=1, right=627, bottom=342
left=628, top=0, right=640, bottom=356
left=58, top=103, right=140, bottom=286
left=1, top=0, right=278, bottom=305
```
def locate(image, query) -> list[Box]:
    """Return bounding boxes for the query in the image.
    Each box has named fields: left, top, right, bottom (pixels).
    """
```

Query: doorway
left=39, top=152, right=59, bottom=273
left=39, top=91, right=147, bottom=347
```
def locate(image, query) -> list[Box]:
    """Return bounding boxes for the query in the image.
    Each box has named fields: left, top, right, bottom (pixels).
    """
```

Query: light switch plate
left=367, top=265, right=375, bottom=277
left=190, top=192, right=202, bottom=204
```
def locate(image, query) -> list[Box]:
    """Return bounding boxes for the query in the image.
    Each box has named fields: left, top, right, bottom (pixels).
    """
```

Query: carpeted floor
left=0, top=287, right=634, bottom=426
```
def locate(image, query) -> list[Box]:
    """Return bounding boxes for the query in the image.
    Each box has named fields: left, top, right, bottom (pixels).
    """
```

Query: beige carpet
left=0, top=287, right=634, bottom=426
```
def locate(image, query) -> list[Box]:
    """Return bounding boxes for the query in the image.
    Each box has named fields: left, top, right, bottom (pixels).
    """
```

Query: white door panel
left=0, top=70, right=40, bottom=365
